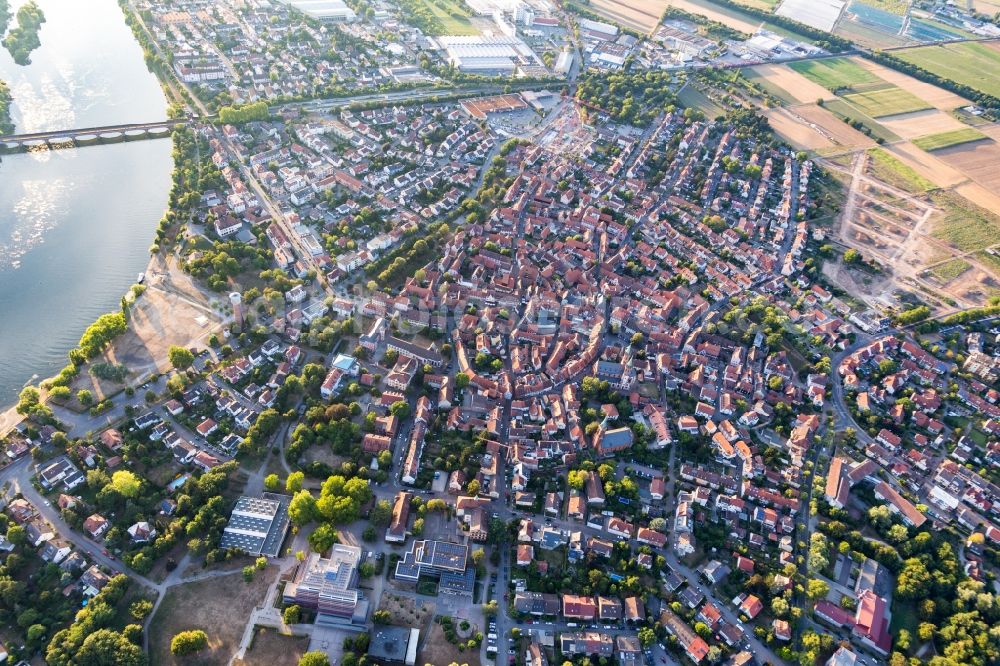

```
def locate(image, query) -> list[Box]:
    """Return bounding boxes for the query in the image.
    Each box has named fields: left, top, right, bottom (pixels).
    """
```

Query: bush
left=170, top=629, right=208, bottom=656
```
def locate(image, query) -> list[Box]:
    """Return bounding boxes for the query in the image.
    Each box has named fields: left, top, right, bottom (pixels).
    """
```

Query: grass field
left=405, top=0, right=479, bottom=35
left=930, top=191, right=1000, bottom=253
left=894, top=41, right=1000, bottom=99
left=928, top=258, right=972, bottom=282
left=823, top=98, right=901, bottom=143
left=912, top=128, right=989, bottom=151
left=842, top=86, right=932, bottom=118
left=789, top=58, right=880, bottom=91
left=678, top=85, right=725, bottom=118
left=974, top=249, right=1000, bottom=276
left=867, top=148, right=935, bottom=192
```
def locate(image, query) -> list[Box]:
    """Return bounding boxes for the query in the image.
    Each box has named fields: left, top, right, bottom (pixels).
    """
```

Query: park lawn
left=930, top=191, right=1000, bottom=253
left=867, top=148, right=935, bottom=192
left=927, top=258, right=972, bottom=283
left=822, top=98, right=901, bottom=143
left=894, top=41, right=1000, bottom=99
left=789, top=57, right=880, bottom=91
left=912, top=127, right=989, bottom=151
left=841, top=85, right=932, bottom=118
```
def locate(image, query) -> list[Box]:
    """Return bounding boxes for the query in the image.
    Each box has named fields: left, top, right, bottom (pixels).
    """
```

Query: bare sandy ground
left=589, top=0, right=668, bottom=33
left=752, top=64, right=836, bottom=103
left=877, top=108, right=968, bottom=140
left=854, top=57, right=970, bottom=110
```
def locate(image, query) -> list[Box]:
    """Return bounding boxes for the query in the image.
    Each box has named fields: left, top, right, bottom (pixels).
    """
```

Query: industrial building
left=436, top=35, right=544, bottom=76
left=276, top=0, right=356, bottom=22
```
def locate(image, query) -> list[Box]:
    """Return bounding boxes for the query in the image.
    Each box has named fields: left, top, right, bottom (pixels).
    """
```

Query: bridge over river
left=0, top=119, right=189, bottom=153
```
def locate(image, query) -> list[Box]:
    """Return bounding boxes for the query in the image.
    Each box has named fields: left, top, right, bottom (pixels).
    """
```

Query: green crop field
left=867, top=148, right=935, bottom=192
left=842, top=85, right=932, bottom=118
left=912, top=128, right=989, bottom=151
left=928, top=258, right=972, bottom=282
left=894, top=41, right=1000, bottom=99
left=789, top=58, right=880, bottom=91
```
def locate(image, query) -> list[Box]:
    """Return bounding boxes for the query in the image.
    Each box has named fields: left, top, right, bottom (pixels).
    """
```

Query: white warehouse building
left=436, top=35, right=543, bottom=76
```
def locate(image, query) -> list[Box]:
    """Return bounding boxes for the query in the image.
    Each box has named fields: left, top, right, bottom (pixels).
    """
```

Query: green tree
left=286, top=471, right=305, bottom=493
left=78, top=628, right=146, bottom=666
left=308, top=523, right=339, bottom=552
left=171, top=630, right=208, bottom=656
left=283, top=605, right=301, bottom=625
left=299, top=652, right=331, bottom=666
left=264, top=474, right=281, bottom=491
left=111, top=470, right=141, bottom=498
left=807, top=579, right=830, bottom=601
left=168, top=345, right=195, bottom=370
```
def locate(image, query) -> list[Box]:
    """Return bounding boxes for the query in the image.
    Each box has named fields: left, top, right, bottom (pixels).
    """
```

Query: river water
left=0, top=0, right=173, bottom=406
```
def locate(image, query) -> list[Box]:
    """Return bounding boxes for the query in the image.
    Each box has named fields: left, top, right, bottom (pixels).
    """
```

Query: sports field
left=893, top=41, right=1000, bottom=99
left=789, top=58, right=879, bottom=91
left=912, top=128, right=989, bottom=152
left=842, top=85, right=932, bottom=118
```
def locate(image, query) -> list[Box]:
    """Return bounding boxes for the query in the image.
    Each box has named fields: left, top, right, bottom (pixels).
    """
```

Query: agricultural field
left=766, top=104, right=875, bottom=151
left=667, top=0, right=814, bottom=41
left=841, top=85, right=932, bottom=118
left=877, top=109, right=968, bottom=140
left=746, top=63, right=836, bottom=104
left=775, top=0, right=845, bottom=32
left=930, top=191, right=1000, bottom=254
left=854, top=58, right=970, bottom=110
left=678, top=84, right=725, bottom=118
left=866, top=147, right=935, bottom=193
left=893, top=41, right=1000, bottom=99
left=822, top=98, right=900, bottom=142
left=853, top=0, right=907, bottom=15
left=401, top=0, right=479, bottom=36
left=789, top=57, right=879, bottom=91
left=585, top=0, right=670, bottom=33
left=933, top=134, right=1000, bottom=193
left=912, top=128, right=989, bottom=152
left=927, top=258, right=972, bottom=283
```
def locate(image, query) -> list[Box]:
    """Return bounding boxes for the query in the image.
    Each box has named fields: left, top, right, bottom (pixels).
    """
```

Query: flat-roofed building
left=369, top=626, right=419, bottom=666
left=395, top=540, right=468, bottom=582
left=220, top=493, right=290, bottom=557
left=283, top=544, right=366, bottom=624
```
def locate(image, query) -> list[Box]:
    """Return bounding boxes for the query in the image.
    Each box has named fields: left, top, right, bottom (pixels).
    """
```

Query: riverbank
left=0, top=78, right=12, bottom=133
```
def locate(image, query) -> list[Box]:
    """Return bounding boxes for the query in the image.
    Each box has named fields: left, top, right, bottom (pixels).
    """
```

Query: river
left=0, top=0, right=173, bottom=407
